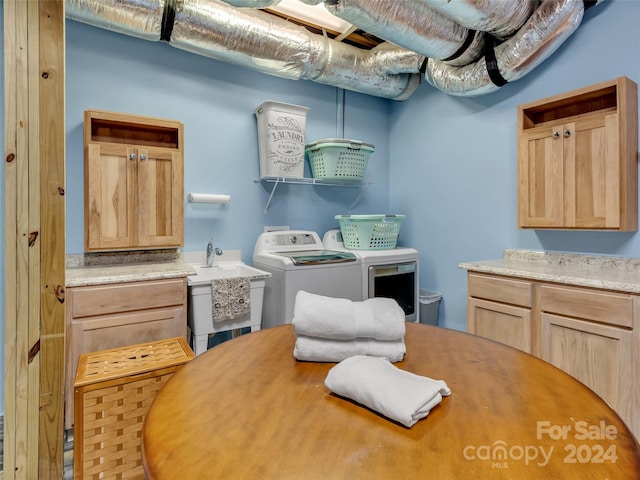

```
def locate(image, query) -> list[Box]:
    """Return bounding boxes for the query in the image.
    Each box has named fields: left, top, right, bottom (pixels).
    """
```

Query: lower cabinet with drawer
left=466, top=273, right=639, bottom=440
left=540, top=284, right=635, bottom=435
left=467, top=273, right=534, bottom=353
left=65, top=277, right=188, bottom=429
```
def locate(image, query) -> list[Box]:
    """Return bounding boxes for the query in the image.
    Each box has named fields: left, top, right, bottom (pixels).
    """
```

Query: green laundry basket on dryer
left=335, top=214, right=405, bottom=250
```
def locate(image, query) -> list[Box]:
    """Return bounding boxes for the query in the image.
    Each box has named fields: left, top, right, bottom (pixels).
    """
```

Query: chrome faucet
left=206, top=238, right=223, bottom=267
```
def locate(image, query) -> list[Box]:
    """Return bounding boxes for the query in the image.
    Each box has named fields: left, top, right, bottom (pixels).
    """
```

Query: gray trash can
left=419, top=289, right=441, bottom=326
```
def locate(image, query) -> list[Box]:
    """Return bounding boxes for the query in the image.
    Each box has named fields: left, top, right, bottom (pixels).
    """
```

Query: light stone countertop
left=459, top=249, right=640, bottom=294
left=66, top=249, right=197, bottom=287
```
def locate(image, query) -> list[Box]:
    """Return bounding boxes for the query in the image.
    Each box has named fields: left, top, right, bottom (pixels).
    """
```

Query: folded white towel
left=294, top=335, right=406, bottom=363
left=211, top=277, right=250, bottom=323
left=292, top=290, right=406, bottom=341
left=325, top=355, right=451, bottom=428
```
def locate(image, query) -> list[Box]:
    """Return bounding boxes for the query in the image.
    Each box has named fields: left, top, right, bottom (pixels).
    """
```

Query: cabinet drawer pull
left=129, top=153, right=137, bottom=160
left=139, top=154, right=147, bottom=161
left=563, top=129, right=571, bottom=137
left=552, top=131, right=560, bottom=139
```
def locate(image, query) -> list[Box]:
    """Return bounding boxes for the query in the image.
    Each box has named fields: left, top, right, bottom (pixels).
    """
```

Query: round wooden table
left=142, top=323, right=640, bottom=479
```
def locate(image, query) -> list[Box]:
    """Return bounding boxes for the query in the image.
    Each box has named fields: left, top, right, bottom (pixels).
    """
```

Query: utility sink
left=182, top=251, right=271, bottom=356
left=187, top=263, right=271, bottom=286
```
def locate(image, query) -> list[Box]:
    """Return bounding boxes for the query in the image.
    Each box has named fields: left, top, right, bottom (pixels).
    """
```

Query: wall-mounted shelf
left=255, top=176, right=371, bottom=213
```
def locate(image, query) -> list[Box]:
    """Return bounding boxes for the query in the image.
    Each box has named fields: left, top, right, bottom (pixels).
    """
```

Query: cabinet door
left=85, top=143, right=137, bottom=250
left=565, top=115, right=620, bottom=229
left=137, top=147, right=184, bottom=248
left=519, top=115, right=624, bottom=229
left=467, top=298, right=531, bottom=353
left=518, top=124, right=564, bottom=228
left=540, top=313, right=633, bottom=427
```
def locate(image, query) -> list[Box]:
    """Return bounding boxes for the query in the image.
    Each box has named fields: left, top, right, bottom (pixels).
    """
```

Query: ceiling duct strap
left=442, top=29, right=477, bottom=63
left=483, top=35, right=507, bottom=87
left=419, top=58, right=429, bottom=75
left=583, top=1, right=598, bottom=11
left=161, top=0, right=176, bottom=41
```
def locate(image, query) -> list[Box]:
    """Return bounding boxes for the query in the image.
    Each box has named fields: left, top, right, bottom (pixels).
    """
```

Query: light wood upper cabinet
left=518, top=77, right=638, bottom=231
left=84, top=110, right=184, bottom=251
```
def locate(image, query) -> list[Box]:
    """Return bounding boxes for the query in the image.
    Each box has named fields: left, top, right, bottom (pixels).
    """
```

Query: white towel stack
left=325, top=355, right=452, bottom=427
left=292, top=290, right=406, bottom=362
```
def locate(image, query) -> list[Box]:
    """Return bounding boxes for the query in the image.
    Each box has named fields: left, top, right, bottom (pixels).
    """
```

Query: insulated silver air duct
left=425, top=0, right=586, bottom=96
left=66, top=0, right=601, bottom=100
left=366, top=43, right=425, bottom=76
left=223, top=0, right=280, bottom=7
left=66, top=0, right=420, bottom=101
left=225, top=0, right=325, bottom=5
left=325, top=0, right=486, bottom=67
left=66, top=0, right=166, bottom=41
left=228, top=0, right=536, bottom=39
left=417, top=0, right=538, bottom=40
left=169, top=0, right=420, bottom=100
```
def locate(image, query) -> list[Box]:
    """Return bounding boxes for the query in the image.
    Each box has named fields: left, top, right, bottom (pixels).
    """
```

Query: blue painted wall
left=2, top=0, right=639, bottom=415
left=389, top=0, right=640, bottom=331
left=65, top=20, right=392, bottom=260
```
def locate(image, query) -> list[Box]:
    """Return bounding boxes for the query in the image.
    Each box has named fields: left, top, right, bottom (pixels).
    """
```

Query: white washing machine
left=253, top=230, right=363, bottom=329
left=323, top=229, right=420, bottom=323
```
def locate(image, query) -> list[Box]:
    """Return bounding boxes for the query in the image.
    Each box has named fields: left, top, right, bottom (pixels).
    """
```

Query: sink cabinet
left=466, top=273, right=533, bottom=354
left=517, top=76, right=638, bottom=230
left=84, top=110, right=184, bottom=251
left=64, top=277, right=187, bottom=429
left=539, top=284, right=634, bottom=428
left=466, top=272, right=639, bottom=439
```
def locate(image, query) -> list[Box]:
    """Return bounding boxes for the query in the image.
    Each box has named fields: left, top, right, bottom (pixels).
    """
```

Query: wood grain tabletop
left=143, top=323, right=640, bottom=479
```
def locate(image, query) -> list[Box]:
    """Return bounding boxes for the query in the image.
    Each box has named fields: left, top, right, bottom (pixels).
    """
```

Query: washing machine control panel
left=254, top=230, right=324, bottom=254
left=288, top=233, right=316, bottom=246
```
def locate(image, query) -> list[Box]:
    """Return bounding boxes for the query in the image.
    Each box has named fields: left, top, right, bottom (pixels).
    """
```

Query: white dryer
left=323, top=229, right=420, bottom=323
left=253, top=230, right=363, bottom=329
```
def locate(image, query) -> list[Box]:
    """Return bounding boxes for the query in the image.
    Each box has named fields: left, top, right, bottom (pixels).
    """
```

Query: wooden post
left=4, top=1, right=65, bottom=478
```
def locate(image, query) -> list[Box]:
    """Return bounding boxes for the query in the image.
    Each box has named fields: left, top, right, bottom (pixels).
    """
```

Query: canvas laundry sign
left=255, top=101, right=309, bottom=178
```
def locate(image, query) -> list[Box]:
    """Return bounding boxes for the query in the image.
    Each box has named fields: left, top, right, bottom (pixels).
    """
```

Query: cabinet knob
left=139, top=154, right=147, bottom=161
left=564, top=129, right=571, bottom=137
left=129, top=153, right=137, bottom=160
left=553, top=131, right=560, bottom=139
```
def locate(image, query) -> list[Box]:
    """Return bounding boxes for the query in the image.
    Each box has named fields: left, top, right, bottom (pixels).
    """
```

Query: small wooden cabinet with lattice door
left=73, top=337, right=194, bottom=480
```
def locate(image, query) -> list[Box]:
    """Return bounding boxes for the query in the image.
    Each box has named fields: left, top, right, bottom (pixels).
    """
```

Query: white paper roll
left=188, top=193, right=231, bottom=204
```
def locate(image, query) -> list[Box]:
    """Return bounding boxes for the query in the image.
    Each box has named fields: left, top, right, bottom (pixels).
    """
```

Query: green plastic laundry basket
left=336, top=214, right=405, bottom=250
left=306, top=139, right=374, bottom=180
